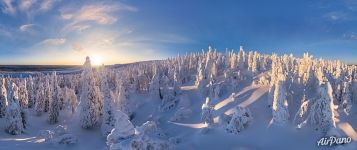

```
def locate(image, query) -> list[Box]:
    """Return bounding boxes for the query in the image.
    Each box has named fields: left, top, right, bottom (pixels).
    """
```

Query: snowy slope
left=0, top=48, right=357, bottom=150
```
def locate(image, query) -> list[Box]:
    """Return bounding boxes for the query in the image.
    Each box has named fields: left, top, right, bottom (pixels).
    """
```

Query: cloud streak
left=37, top=38, right=66, bottom=46
left=343, top=32, right=357, bottom=40
left=71, top=43, right=84, bottom=52
left=19, top=0, right=37, bottom=12
left=1, top=0, right=16, bottom=15
left=40, top=0, right=58, bottom=11
left=19, top=24, right=36, bottom=32
left=61, top=2, right=136, bottom=32
left=1, top=0, right=59, bottom=17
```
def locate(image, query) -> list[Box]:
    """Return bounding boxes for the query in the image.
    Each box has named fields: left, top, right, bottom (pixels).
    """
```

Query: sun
left=91, top=55, right=103, bottom=66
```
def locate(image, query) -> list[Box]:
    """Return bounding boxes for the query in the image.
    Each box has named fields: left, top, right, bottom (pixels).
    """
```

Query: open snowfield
left=0, top=49, right=357, bottom=150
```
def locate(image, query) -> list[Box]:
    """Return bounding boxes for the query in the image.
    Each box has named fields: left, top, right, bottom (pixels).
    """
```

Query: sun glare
left=91, top=55, right=103, bottom=66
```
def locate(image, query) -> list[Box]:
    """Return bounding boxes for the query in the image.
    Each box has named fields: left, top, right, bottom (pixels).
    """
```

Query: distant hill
left=0, top=65, right=81, bottom=72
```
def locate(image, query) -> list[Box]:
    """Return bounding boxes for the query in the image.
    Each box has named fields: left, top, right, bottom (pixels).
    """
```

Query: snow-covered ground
left=0, top=48, right=357, bottom=150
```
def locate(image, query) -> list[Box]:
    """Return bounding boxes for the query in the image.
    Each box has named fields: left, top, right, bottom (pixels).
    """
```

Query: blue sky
left=0, top=0, right=356, bottom=65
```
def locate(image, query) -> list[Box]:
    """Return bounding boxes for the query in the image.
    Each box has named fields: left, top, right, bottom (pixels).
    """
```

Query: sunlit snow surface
left=0, top=61, right=357, bottom=150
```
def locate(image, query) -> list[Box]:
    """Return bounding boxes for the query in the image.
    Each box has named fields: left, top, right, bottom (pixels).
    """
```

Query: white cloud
left=61, top=2, right=136, bottom=32
left=37, top=38, right=66, bottom=46
left=324, top=12, right=348, bottom=21
left=71, top=43, right=84, bottom=52
left=62, top=5, right=118, bottom=25
left=1, top=0, right=16, bottom=15
left=344, top=0, right=357, bottom=11
left=71, top=24, right=91, bottom=32
left=19, top=0, right=37, bottom=12
left=1, top=0, right=58, bottom=17
left=19, top=24, right=36, bottom=32
left=40, top=0, right=58, bottom=11
left=343, top=33, right=357, bottom=40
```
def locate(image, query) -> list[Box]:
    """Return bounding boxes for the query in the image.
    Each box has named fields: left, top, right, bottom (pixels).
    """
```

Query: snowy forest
left=0, top=46, right=357, bottom=150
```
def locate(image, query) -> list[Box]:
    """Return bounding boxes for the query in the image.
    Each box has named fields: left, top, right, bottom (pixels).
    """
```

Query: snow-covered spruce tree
left=64, top=87, right=78, bottom=114
left=149, top=73, right=160, bottom=99
left=48, top=72, right=60, bottom=124
left=309, top=79, right=336, bottom=133
left=247, top=51, right=254, bottom=72
left=26, top=76, right=35, bottom=108
left=269, top=77, right=290, bottom=127
left=196, top=61, right=208, bottom=94
left=0, top=78, right=8, bottom=118
left=5, top=83, right=24, bottom=135
left=230, top=50, right=237, bottom=69
left=293, top=94, right=310, bottom=128
left=106, top=110, right=135, bottom=148
left=160, top=75, right=178, bottom=111
left=208, top=81, right=221, bottom=101
left=341, top=81, right=352, bottom=115
left=226, top=106, right=253, bottom=134
left=58, top=87, right=65, bottom=110
left=268, top=55, right=282, bottom=107
left=101, top=73, right=116, bottom=137
left=117, top=81, right=132, bottom=117
left=211, top=61, right=218, bottom=80
left=80, top=56, right=102, bottom=129
left=173, top=70, right=182, bottom=96
left=44, top=76, right=51, bottom=112
left=237, top=46, right=245, bottom=69
left=18, top=79, right=28, bottom=109
left=201, top=97, right=214, bottom=126
left=17, top=79, right=28, bottom=129
left=35, top=80, right=46, bottom=116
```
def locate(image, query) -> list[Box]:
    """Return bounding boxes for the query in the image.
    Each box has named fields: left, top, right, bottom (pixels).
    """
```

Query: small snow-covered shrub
left=169, top=137, right=180, bottom=145
left=38, top=130, right=54, bottom=142
left=38, top=125, right=76, bottom=145
left=218, top=113, right=231, bottom=127
left=136, top=121, right=158, bottom=136
left=170, top=107, right=192, bottom=122
left=201, top=97, right=214, bottom=125
left=226, top=106, right=252, bottom=134
left=160, top=87, right=178, bottom=112
left=52, top=134, right=78, bottom=145
left=110, top=137, right=173, bottom=150
left=54, top=125, right=67, bottom=136
left=200, top=126, right=212, bottom=134
left=258, top=75, right=269, bottom=86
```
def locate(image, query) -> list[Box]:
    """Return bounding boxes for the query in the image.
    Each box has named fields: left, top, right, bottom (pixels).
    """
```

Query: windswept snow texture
left=1, top=47, right=357, bottom=150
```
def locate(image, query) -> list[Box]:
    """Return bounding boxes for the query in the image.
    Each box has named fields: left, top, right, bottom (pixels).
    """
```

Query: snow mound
left=108, top=121, right=174, bottom=150
left=52, top=134, right=78, bottom=145
left=170, top=107, right=192, bottom=122
left=107, top=110, right=135, bottom=148
left=226, top=106, right=253, bottom=134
